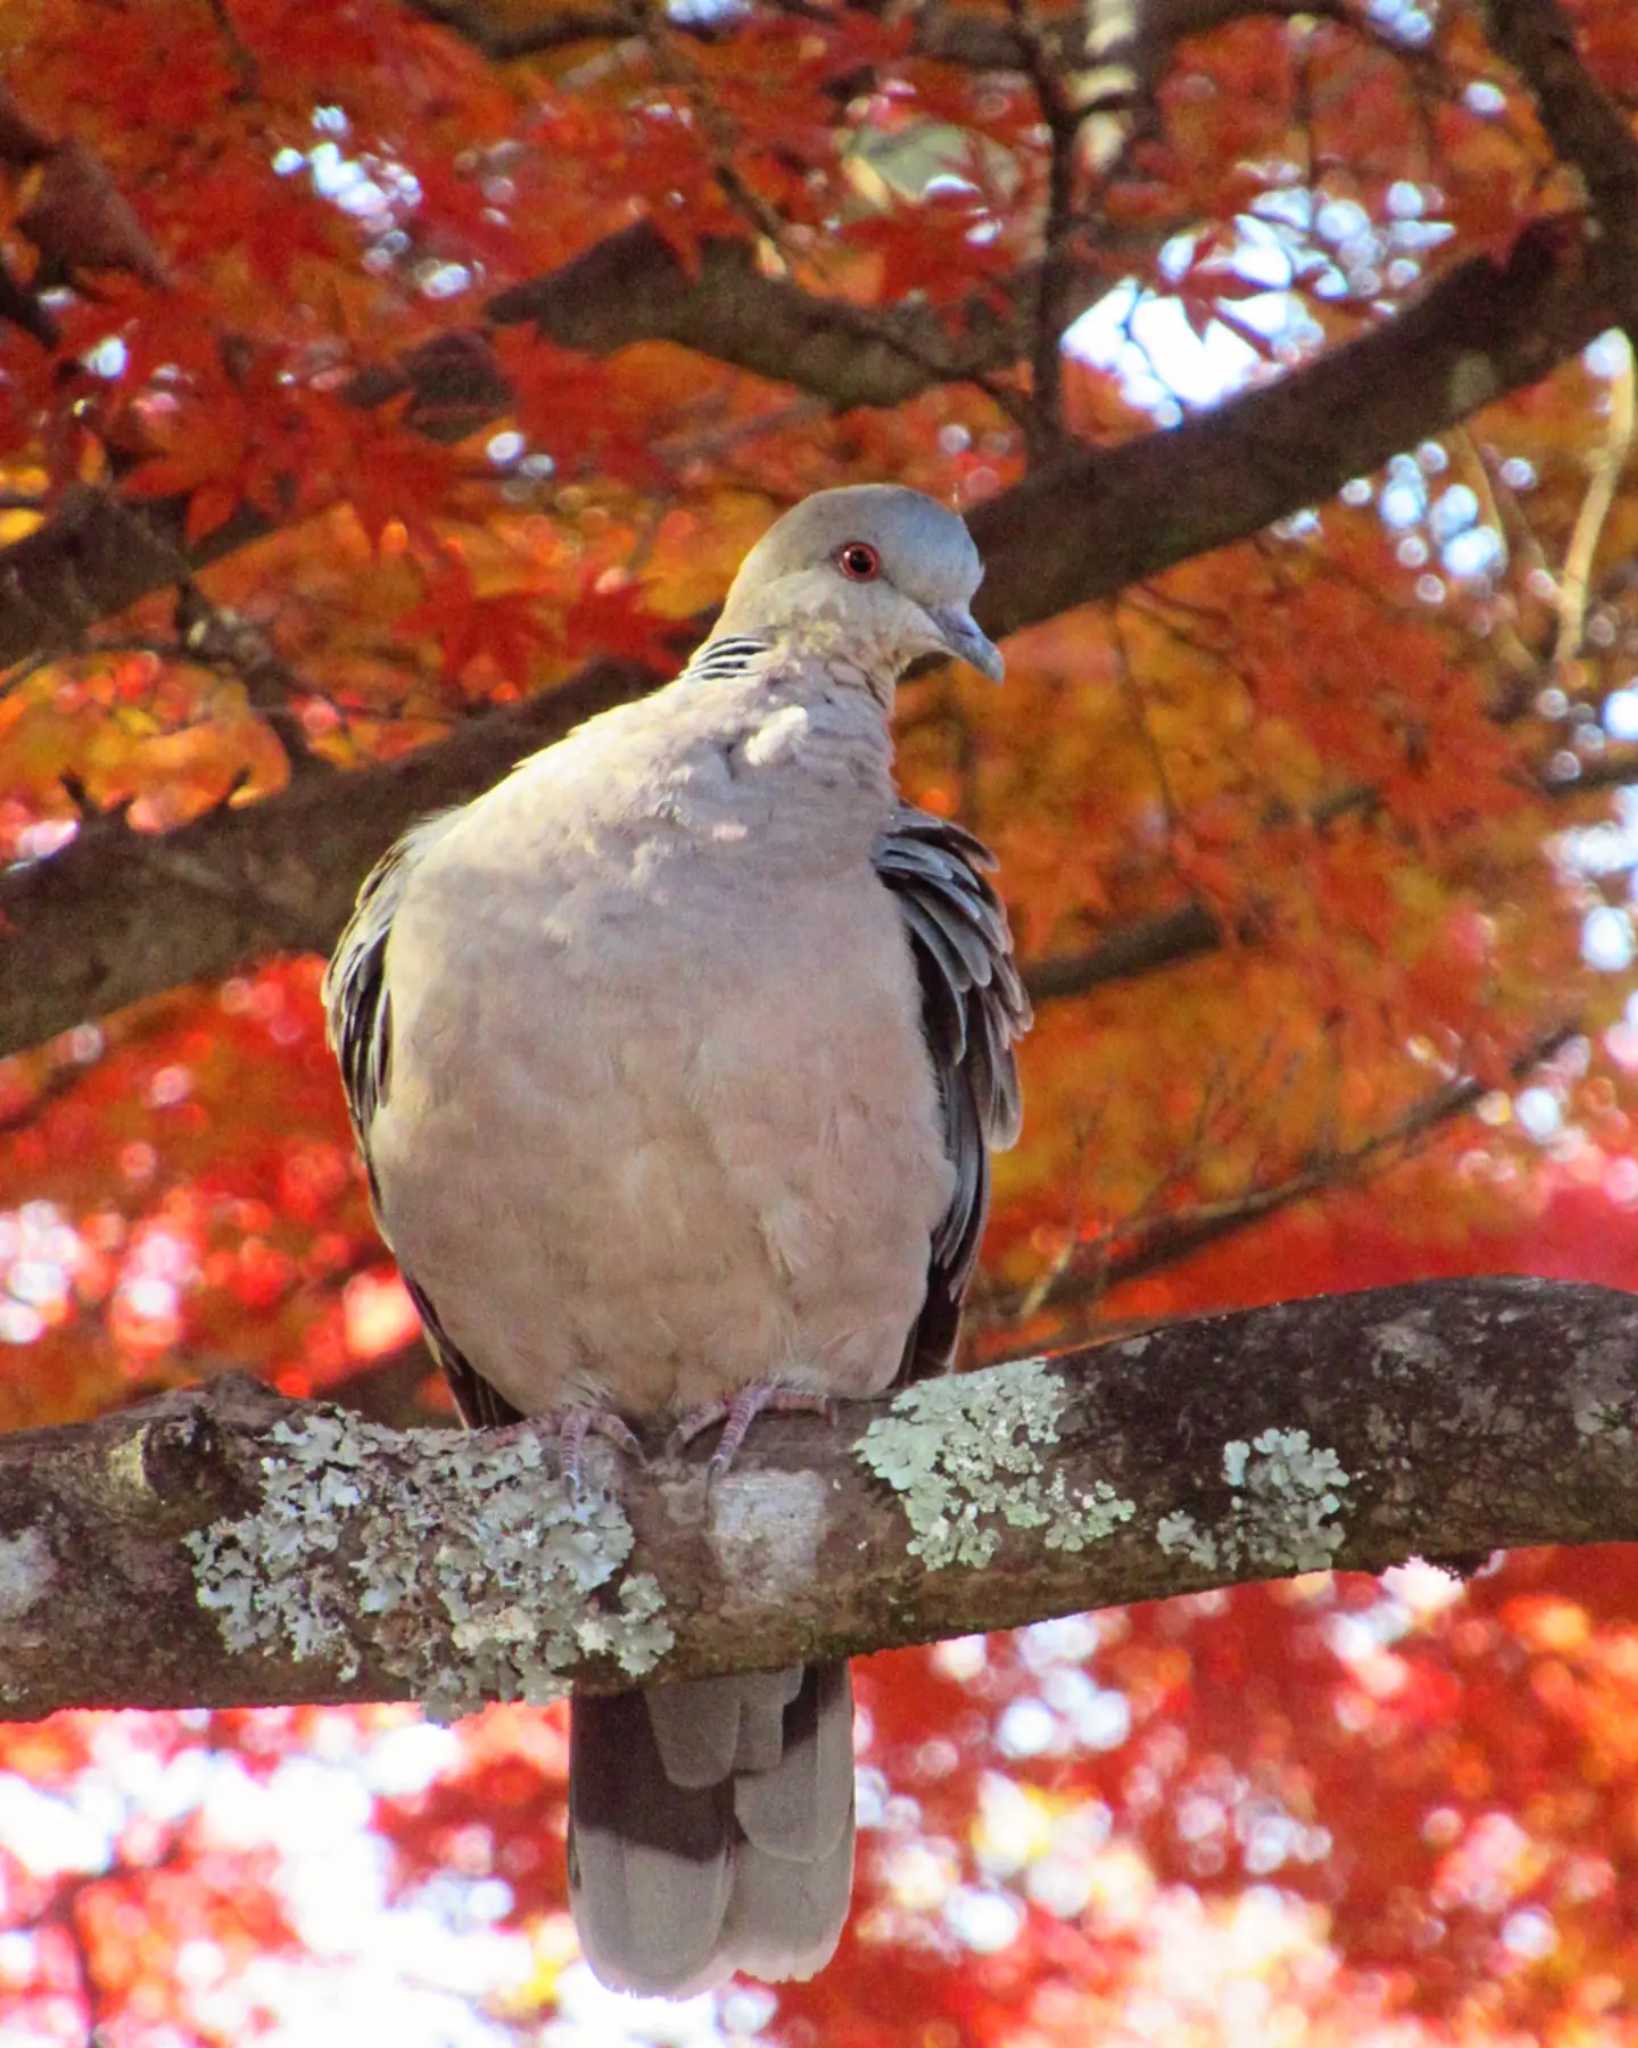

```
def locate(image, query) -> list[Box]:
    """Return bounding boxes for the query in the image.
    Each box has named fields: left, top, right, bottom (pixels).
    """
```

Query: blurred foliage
left=1, top=0, right=1638, bottom=2039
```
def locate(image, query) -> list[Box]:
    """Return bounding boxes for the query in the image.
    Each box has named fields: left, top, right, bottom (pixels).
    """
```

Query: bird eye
left=836, top=541, right=881, bottom=582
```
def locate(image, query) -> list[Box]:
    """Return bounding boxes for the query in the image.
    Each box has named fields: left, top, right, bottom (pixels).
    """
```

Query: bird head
left=714, top=484, right=1004, bottom=686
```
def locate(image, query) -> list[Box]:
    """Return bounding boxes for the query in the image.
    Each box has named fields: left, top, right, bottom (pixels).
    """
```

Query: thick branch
left=407, top=0, right=1054, bottom=72
left=1485, top=0, right=1638, bottom=334
left=0, top=690, right=1202, bottom=1044
left=0, top=187, right=1616, bottom=688
left=965, top=215, right=1619, bottom=639
left=0, top=659, right=657, bottom=1052
left=1, top=1278, right=1634, bottom=1720
left=0, top=224, right=1030, bottom=680
left=0, top=213, right=1621, bottom=1058
left=485, top=224, right=1030, bottom=409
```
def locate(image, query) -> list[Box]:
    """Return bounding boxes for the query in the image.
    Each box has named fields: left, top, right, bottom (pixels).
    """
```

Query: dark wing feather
left=874, top=802, right=1031, bottom=1381
left=322, top=813, right=523, bottom=1429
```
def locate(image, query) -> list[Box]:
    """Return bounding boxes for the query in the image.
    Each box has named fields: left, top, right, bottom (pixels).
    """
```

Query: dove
left=325, top=483, right=1029, bottom=1996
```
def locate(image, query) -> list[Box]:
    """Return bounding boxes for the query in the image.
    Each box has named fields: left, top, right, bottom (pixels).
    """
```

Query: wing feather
left=873, top=802, right=1031, bottom=1380
left=322, top=811, right=521, bottom=1428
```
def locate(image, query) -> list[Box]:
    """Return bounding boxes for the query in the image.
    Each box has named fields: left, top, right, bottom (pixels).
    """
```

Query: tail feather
left=733, top=1660, right=854, bottom=1863
left=568, top=1662, right=855, bottom=1997
left=717, top=1812, right=856, bottom=1985
left=645, top=1665, right=805, bottom=1786
left=567, top=1687, right=736, bottom=1995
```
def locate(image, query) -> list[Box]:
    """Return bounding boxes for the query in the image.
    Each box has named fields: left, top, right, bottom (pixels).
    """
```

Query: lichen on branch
left=0, top=1279, right=1634, bottom=1723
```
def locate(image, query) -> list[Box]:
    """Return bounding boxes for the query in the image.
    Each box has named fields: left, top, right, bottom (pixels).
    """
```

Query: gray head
left=714, top=484, right=1003, bottom=684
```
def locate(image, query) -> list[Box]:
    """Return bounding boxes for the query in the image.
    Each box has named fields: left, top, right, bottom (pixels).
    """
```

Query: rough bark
left=2, top=1278, right=1633, bottom=1722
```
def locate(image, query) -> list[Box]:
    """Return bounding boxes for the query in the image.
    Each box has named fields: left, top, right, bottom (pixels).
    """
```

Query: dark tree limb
left=0, top=208, right=1623, bottom=1060
left=1485, top=0, right=1638, bottom=336
left=0, top=658, right=657, bottom=1057
left=483, top=223, right=1034, bottom=410
left=0, top=1278, right=1633, bottom=1721
left=407, top=0, right=1055, bottom=73
left=964, top=215, right=1620, bottom=641
left=0, top=175, right=1618, bottom=687
left=0, top=223, right=1039, bottom=681
left=1021, top=903, right=1222, bottom=1003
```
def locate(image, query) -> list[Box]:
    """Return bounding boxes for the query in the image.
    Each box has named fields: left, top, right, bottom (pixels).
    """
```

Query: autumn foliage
left=2, top=0, right=1638, bottom=2038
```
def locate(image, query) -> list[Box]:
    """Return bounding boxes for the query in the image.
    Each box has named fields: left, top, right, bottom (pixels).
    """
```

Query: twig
left=1552, top=328, right=1635, bottom=670
left=1447, top=426, right=1549, bottom=703
left=206, top=0, right=261, bottom=98
left=1109, top=604, right=1179, bottom=832
left=1007, top=0, right=1081, bottom=455
left=979, top=1021, right=1578, bottom=1326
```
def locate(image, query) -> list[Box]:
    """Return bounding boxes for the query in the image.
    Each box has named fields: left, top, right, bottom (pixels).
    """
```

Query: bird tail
left=567, top=1660, right=855, bottom=1998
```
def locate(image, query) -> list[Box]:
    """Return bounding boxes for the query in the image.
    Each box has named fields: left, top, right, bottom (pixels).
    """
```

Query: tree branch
left=0, top=178, right=1618, bottom=689
left=406, top=0, right=1058, bottom=73
left=0, top=210, right=1622, bottom=1059
left=1, top=1278, right=1633, bottom=1720
left=964, top=214, right=1621, bottom=640
left=1485, top=0, right=1638, bottom=334
left=0, top=225, right=1033, bottom=680
left=1021, top=902, right=1221, bottom=1003
left=980, top=1023, right=1577, bottom=1324
left=0, top=658, right=658, bottom=1057
left=483, top=222, right=1031, bottom=408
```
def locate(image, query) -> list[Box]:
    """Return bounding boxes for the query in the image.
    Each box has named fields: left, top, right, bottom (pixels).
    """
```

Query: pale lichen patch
left=0, top=1527, right=55, bottom=1621
left=183, top=1408, right=672, bottom=1718
left=856, top=1359, right=1134, bottom=1569
left=707, top=1469, right=825, bottom=1604
left=1568, top=1339, right=1636, bottom=1449
left=1448, top=350, right=1498, bottom=417
left=1156, top=1427, right=1351, bottom=1577
left=1155, top=1510, right=1219, bottom=1571
left=1372, top=1314, right=1451, bottom=1376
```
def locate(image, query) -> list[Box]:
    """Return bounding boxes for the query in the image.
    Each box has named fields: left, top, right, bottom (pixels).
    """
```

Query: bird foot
left=489, top=1405, right=644, bottom=1506
left=667, top=1383, right=836, bottom=1480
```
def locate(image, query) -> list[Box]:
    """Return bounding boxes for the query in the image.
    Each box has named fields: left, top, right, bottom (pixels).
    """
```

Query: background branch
left=1486, top=0, right=1638, bottom=334
left=0, top=658, right=657, bottom=1059
left=980, top=1024, right=1578, bottom=1325
left=0, top=190, right=1617, bottom=689
left=0, top=208, right=1621, bottom=1061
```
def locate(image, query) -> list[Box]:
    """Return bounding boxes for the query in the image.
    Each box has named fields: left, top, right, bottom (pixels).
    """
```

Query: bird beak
left=928, top=604, right=1005, bottom=684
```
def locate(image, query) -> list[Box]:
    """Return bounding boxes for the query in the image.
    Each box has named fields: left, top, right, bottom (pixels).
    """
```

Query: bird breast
left=366, top=702, right=954, bottom=1424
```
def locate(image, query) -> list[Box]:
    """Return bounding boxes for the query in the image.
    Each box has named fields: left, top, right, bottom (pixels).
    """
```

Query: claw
left=558, top=1406, right=645, bottom=1502
left=487, top=1405, right=644, bottom=1505
left=668, top=1382, right=837, bottom=1480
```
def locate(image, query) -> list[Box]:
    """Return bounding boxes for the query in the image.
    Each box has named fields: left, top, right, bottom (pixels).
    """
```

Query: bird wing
left=320, top=632, right=782, bottom=1432
left=322, top=808, right=522, bottom=1429
left=873, top=801, right=1032, bottom=1379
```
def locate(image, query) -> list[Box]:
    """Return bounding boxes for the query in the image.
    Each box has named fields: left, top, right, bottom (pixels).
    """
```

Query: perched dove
left=324, top=484, right=1030, bottom=1997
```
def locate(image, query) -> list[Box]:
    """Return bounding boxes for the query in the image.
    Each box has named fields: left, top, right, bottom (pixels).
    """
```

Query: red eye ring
left=836, top=540, right=881, bottom=582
